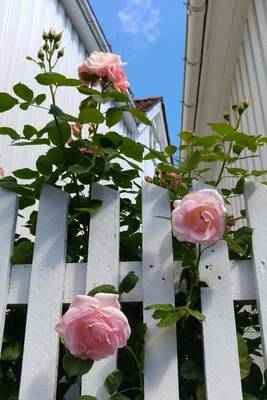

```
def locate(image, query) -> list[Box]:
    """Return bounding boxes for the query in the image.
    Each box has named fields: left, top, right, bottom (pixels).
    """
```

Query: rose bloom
left=68, top=123, right=83, bottom=145
left=55, top=293, right=131, bottom=361
left=107, top=64, right=129, bottom=92
left=0, top=166, right=4, bottom=179
left=144, top=175, right=153, bottom=183
left=160, top=171, right=181, bottom=191
left=172, top=189, right=226, bottom=245
left=82, top=51, right=123, bottom=77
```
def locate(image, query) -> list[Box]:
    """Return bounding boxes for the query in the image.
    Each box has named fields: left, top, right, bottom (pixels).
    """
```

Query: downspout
left=181, top=0, right=208, bottom=132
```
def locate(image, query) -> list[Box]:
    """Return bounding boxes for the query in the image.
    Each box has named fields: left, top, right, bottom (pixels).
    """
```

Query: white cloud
left=117, top=0, right=160, bottom=43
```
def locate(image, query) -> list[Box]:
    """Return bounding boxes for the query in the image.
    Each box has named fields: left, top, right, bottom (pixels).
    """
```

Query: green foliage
left=104, top=369, right=123, bottom=394
left=63, top=351, right=94, bottom=377
left=13, top=83, right=33, bottom=102
left=119, top=271, right=139, bottom=294
left=0, top=92, right=18, bottom=112
left=88, top=285, right=118, bottom=297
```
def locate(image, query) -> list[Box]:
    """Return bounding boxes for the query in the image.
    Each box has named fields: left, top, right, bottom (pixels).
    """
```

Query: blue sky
left=89, top=0, right=186, bottom=147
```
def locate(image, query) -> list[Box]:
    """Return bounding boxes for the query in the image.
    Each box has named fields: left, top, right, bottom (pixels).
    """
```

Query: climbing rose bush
left=171, top=189, right=226, bottom=245
left=56, top=293, right=131, bottom=361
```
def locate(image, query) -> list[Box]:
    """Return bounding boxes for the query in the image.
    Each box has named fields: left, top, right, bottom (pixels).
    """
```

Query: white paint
left=199, top=241, right=243, bottom=400
left=142, top=183, right=180, bottom=399
left=19, top=185, right=69, bottom=400
left=244, top=180, right=267, bottom=367
left=81, top=184, right=120, bottom=399
left=0, top=189, right=18, bottom=349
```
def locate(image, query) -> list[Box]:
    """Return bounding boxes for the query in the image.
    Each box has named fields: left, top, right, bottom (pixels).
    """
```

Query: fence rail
left=0, top=180, right=266, bottom=399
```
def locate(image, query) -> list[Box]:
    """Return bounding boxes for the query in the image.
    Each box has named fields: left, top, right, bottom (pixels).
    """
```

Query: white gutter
left=181, top=0, right=207, bottom=132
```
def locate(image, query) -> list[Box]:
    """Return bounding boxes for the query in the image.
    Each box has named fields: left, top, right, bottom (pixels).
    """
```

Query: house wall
left=0, top=0, right=88, bottom=174
left=221, top=0, right=267, bottom=220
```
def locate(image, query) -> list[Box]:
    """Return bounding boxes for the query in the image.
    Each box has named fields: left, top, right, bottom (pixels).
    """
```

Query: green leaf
left=79, top=108, right=104, bottom=124
left=12, top=138, right=50, bottom=146
left=157, top=162, right=180, bottom=174
left=11, top=240, right=34, bottom=264
left=119, top=271, right=139, bottom=294
left=23, top=125, right=38, bottom=139
left=180, top=131, right=193, bottom=141
left=88, top=285, right=118, bottom=297
left=13, top=168, right=39, bottom=180
left=76, top=397, right=98, bottom=400
left=35, top=72, right=66, bottom=85
left=237, top=332, right=252, bottom=379
left=164, top=145, right=177, bottom=156
left=143, top=149, right=167, bottom=162
left=227, top=167, right=247, bottom=176
left=63, top=351, right=94, bottom=377
left=120, top=137, right=144, bottom=162
left=156, top=309, right=186, bottom=327
left=106, top=108, right=123, bottom=128
left=106, top=90, right=129, bottom=102
left=75, top=199, right=103, bottom=213
left=33, top=93, right=46, bottom=105
left=13, top=82, right=33, bottom=101
left=144, top=304, right=175, bottom=311
left=0, top=127, right=20, bottom=140
left=130, top=108, right=151, bottom=125
left=233, top=177, right=245, bottom=195
left=104, top=369, right=123, bottom=395
left=110, top=395, right=130, bottom=400
left=68, top=164, right=91, bottom=174
left=180, top=359, right=202, bottom=381
left=243, top=394, right=257, bottom=400
left=223, top=234, right=246, bottom=256
left=0, top=92, right=18, bottom=112
left=186, top=308, right=205, bottom=322
left=209, top=122, right=236, bottom=136
left=57, top=78, right=81, bottom=87
left=1, top=341, right=22, bottom=361
left=36, top=155, right=53, bottom=175
left=182, top=151, right=201, bottom=172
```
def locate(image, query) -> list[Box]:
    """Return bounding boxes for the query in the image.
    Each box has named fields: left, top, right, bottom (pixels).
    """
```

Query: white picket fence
left=0, top=180, right=267, bottom=400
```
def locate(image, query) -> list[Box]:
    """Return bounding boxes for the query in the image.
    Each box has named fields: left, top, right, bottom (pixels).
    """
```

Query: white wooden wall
left=0, top=0, right=87, bottom=174
left=222, top=0, right=267, bottom=219
left=1, top=180, right=267, bottom=399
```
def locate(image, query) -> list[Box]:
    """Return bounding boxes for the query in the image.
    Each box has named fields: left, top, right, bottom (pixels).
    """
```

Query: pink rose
left=144, top=175, right=153, bottom=183
left=172, top=189, right=226, bottom=245
left=79, top=52, right=123, bottom=78
left=159, top=171, right=181, bottom=191
left=55, top=293, right=131, bottom=361
left=68, top=124, right=82, bottom=145
left=0, top=166, right=4, bottom=179
left=107, top=64, right=129, bottom=92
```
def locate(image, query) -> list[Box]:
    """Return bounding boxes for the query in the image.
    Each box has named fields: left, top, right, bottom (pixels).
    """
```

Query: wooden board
left=0, top=189, right=18, bottom=349
left=199, top=241, right=243, bottom=400
left=19, top=185, right=69, bottom=400
left=245, top=180, right=267, bottom=367
left=81, top=184, right=120, bottom=399
left=142, top=183, right=180, bottom=399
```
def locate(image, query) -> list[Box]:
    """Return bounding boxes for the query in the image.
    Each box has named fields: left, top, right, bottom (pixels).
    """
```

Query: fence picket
left=142, top=183, right=180, bottom=400
left=81, top=184, right=120, bottom=399
left=244, top=180, right=267, bottom=366
left=199, top=241, right=243, bottom=400
left=19, top=185, right=69, bottom=400
left=0, top=189, right=18, bottom=349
